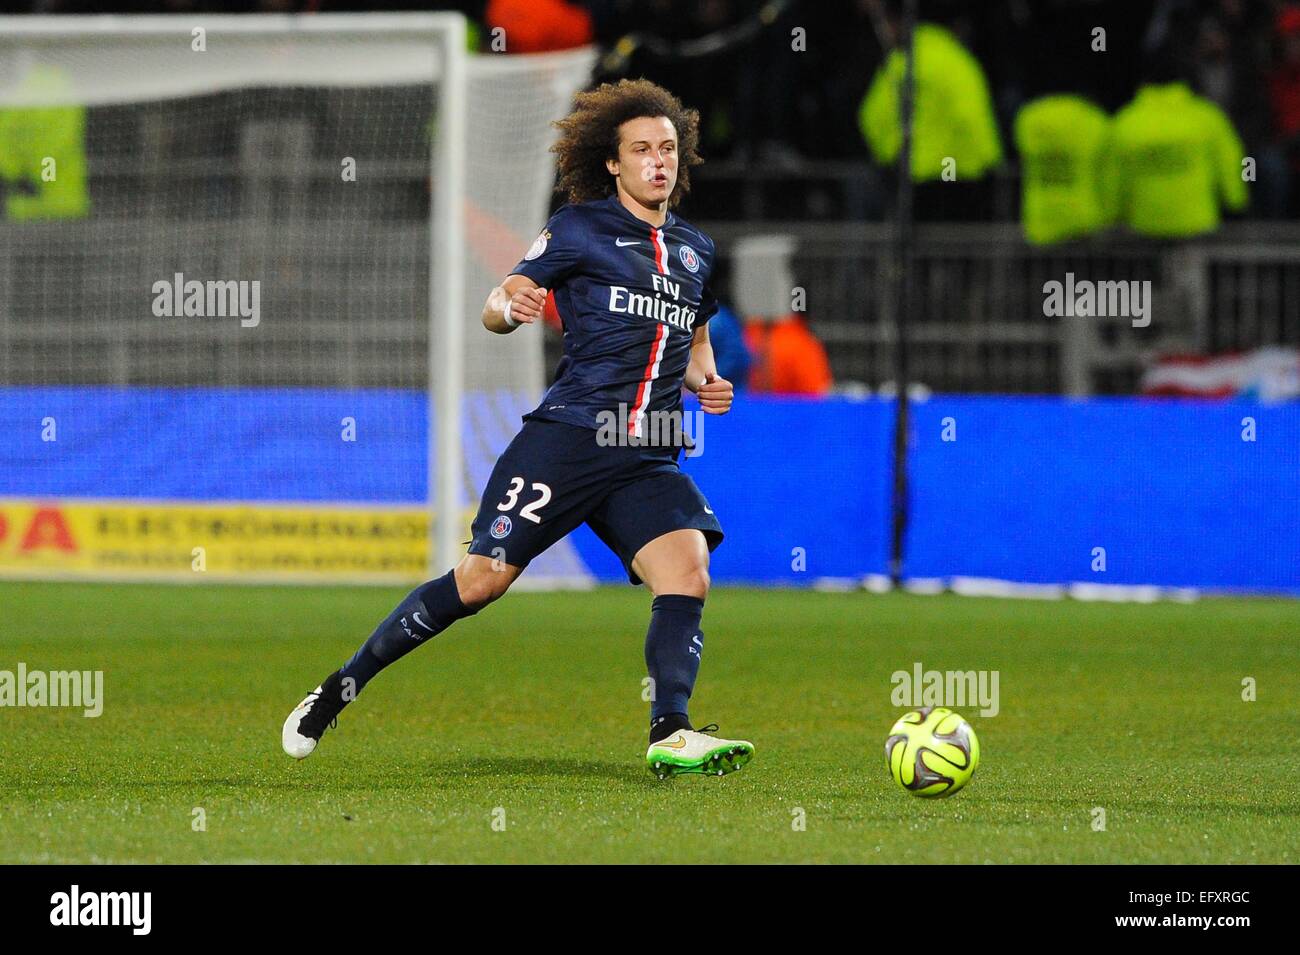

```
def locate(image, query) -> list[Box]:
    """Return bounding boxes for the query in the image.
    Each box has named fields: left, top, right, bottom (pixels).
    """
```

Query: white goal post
left=0, top=14, right=595, bottom=585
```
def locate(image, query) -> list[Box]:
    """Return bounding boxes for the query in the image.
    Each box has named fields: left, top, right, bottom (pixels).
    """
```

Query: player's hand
left=508, top=286, right=547, bottom=325
left=697, top=372, right=733, bottom=415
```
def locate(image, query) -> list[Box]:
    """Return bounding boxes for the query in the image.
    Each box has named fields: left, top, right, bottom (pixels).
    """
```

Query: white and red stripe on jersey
left=629, top=323, right=670, bottom=437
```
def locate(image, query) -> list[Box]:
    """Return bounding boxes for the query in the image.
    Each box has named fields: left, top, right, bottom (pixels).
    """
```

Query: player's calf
left=281, top=564, right=515, bottom=760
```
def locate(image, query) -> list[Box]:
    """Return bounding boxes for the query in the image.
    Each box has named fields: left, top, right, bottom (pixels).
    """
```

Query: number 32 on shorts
left=496, top=477, right=552, bottom=523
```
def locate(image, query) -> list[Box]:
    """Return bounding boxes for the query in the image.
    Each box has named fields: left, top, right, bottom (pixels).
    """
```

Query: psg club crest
left=678, top=244, right=700, bottom=273
left=524, top=229, right=550, bottom=261
left=490, top=515, right=513, bottom=539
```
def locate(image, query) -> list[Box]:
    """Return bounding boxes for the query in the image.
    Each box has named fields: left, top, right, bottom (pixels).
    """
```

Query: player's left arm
left=685, top=323, right=733, bottom=415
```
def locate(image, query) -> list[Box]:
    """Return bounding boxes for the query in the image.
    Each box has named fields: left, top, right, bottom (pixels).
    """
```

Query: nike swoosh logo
left=615, top=238, right=640, bottom=247
left=656, top=735, right=688, bottom=750
left=704, top=507, right=714, bottom=514
left=411, top=611, right=433, bottom=632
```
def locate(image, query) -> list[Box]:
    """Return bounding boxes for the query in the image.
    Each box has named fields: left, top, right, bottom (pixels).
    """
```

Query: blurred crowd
left=7, top=1, right=1300, bottom=217
left=7, top=0, right=1299, bottom=396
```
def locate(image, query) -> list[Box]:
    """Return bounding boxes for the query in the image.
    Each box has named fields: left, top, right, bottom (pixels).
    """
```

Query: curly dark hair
left=552, top=78, right=703, bottom=208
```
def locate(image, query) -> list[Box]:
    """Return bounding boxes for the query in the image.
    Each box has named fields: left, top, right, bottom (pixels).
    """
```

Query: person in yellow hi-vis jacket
left=1112, top=70, right=1247, bottom=238
left=1014, top=94, right=1117, bottom=245
left=860, top=22, right=1003, bottom=186
left=0, top=64, right=90, bottom=221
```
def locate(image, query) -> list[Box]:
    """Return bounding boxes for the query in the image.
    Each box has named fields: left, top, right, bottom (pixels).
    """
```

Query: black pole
left=889, top=0, right=918, bottom=585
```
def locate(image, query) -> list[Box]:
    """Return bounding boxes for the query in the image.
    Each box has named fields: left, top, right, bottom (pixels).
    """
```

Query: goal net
left=0, top=14, right=595, bottom=586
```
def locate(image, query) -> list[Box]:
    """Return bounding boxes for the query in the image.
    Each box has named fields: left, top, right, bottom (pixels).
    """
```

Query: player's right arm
left=488, top=207, right=583, bottom=334
left=482, top=275, right=547, bottom=335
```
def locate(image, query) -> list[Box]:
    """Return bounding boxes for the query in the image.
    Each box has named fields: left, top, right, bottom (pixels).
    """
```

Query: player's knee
left=658, top=563, right=709, bottom=600
left=454, top=559, right=514, bottom=609
left=688, top=565, right=710, bottom=599
left=456, top=572, right=508, bottom=610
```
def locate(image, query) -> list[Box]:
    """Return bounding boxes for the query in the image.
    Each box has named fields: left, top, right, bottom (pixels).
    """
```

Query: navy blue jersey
left=508, top=195, right=719, bottom=435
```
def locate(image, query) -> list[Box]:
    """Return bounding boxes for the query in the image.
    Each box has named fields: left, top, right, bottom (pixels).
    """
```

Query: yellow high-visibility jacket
left=0, top=101, right=90, bottom=221
left=860, top=23, right=1003, bottom=183
left=1014, top=94, right=1116, bottom=245
left=1111, top=82, right=1247, bottom=237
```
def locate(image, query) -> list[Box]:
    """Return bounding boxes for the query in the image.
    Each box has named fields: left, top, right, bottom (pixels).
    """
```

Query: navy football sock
left=336, top=571, right=478, bottom=697
left=649, top=712, right=693, bottom=744
left=644, top=594, right=705, bottom=728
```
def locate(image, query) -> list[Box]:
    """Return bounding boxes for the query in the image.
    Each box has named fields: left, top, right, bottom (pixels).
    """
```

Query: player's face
left=608, top=115, right=678, bottom=210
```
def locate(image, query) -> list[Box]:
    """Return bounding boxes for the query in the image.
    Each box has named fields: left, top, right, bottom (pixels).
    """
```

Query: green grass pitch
left=1, top=581, right=1297, bottom=864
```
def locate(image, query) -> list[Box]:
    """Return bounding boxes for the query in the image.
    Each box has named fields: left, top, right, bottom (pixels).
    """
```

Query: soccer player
left=282, top=79, right=753, bottom=778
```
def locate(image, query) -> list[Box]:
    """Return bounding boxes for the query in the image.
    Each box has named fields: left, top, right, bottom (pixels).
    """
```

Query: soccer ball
left=885, top=706, right=980, bottom=798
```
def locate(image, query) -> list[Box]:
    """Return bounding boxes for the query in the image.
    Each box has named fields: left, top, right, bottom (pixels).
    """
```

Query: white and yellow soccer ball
left=885, top=706, right=980, bottom=797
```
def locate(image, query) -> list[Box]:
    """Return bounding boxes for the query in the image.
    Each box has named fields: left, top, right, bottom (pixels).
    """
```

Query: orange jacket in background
left=743, top=315, right=833, bottom=395
left=485, top=0, right=593, bottom=53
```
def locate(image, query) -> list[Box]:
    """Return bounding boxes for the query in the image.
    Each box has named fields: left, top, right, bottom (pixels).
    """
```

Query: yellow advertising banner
left=0, top=499, right=431, bottom=583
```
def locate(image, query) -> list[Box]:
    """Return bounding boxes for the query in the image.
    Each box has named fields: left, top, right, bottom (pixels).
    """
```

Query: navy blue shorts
left=467, top=418, right=723, bottom=584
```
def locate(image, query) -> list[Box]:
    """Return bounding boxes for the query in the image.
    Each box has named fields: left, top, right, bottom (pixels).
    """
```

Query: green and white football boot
left=646, top=723, right=754, bottom=779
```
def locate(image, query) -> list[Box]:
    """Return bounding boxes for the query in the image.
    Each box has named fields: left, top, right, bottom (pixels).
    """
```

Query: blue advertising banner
left=1, top=387, right=1294, bottom=592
